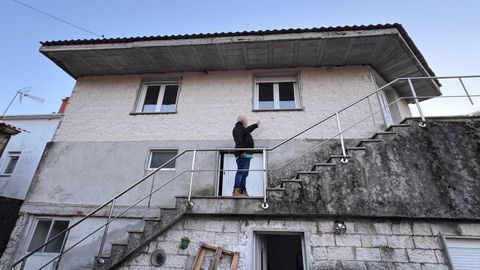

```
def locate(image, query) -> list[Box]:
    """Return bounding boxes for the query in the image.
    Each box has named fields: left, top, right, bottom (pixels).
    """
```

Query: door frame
left=217, top=150, right=263, bottom=196
left=252, top=231, right=308, bottom=270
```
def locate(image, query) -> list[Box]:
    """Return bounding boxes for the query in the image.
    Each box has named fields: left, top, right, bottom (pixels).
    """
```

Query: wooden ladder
left=192, top=243, right=240, bottom=270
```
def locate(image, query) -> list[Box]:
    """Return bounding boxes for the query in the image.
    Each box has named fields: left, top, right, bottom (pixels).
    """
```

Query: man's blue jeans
left=234, top=157, right=251, bottom=192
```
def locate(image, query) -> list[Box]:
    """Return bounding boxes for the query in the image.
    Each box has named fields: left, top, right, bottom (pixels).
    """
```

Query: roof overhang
left=0, top=121, right=23, bottom=135
left=39, top=24, right=440, bottom=98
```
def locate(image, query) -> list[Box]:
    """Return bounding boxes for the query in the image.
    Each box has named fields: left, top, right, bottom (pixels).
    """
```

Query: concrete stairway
left=266, top=122, right=413, bottom=195
left=92, top=120, right=417, bottom=269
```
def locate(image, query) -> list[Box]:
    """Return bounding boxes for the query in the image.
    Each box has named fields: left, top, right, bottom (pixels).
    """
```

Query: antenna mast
left=1, top=87, right=45, bottom=118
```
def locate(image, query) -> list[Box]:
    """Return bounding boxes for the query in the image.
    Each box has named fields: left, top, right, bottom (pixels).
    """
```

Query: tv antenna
left=1, top=87, right=45, bottom=118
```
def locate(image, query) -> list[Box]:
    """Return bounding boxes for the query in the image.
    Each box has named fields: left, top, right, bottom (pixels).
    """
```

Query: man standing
left=232, top=115, right=260, bottom=197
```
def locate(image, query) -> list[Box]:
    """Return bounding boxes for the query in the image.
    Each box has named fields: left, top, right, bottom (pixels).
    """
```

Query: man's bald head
left=237, top=115, right=248, bottom=127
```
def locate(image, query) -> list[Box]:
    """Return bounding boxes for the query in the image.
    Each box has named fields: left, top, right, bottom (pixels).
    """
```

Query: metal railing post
left=407, top=78, right=427, bottom=127
left=459, top=78, right=474, bottom=105
left=335, top=112, right=348, bottom=163
left=261, top=149, right=269, bottom=210
left=54, top=230, right=70, bottom=270
left=97, top=199, right=116, bottom=264
left=367, top=96, right=376, bottom=125
left=186, top=150, right=196, bottom=209
left=147, top=172, right=156, bottom=208
left=18, top=258, right=27, bottom=270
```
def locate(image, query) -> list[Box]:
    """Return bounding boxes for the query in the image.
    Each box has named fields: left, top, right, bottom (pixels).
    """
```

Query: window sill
left=252, top=108, right=304, bottom=112
left=130, top=111, right=177, bottom=115
left=0, top=174, right=11, bottom=177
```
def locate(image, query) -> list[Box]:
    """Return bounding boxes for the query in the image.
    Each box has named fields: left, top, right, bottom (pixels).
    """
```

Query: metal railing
left=12, top=75, right=480, bottom=269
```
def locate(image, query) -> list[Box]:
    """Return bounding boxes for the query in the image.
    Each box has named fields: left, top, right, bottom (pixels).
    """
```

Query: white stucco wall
left=54, top=66, right=390, bottom=143
left=0, top=116, right=61, bottom=199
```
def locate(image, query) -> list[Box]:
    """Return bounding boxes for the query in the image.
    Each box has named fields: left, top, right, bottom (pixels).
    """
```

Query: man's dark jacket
left=232, top=122, right=258, bottom=157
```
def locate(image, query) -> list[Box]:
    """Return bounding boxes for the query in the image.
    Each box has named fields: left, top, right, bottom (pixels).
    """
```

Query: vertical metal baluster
left=335, top=112, right=348, bottom=164
left=367, top=96, right=376, bottom=125
left=186, top=150, right=196, bottom=209
left=54, top=230, right=70, bottom=270
left=407, top=79, right=427, bottom=127
left=261, top=149, right=269, bottom=210
left=376, top=91, right=387, bottom=126
left=97, top=199, right=116, bottom=264
left=147, top=172, right=156, bottom=208
left=19, top=258, right=27, bottom=270
left=459, top=78, right=474, bottom=105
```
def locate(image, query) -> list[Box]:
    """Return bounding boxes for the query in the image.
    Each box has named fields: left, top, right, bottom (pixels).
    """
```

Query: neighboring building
left=0, top=121, right=21, bottom=156
left=2, top=24, right=480, bottom=270
left=0, top=114, right=63, bottom=200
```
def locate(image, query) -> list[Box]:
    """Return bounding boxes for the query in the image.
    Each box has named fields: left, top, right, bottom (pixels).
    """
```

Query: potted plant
left=179, top=236, right=190, bottom=250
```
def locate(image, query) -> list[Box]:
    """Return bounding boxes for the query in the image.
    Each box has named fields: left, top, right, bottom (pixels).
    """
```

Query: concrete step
left=310, top=162, right=336, bottom=171
left=346, top=146, right=367, bottom=152
left=371, top=131, right=396, bottom=139
left=281, top=179, right=303, bottom=187
left=267, top=187, right=286, bottom=192
left=327, top=154, right=352, bottom=163
left=357, top=139, right=382, bottom=147
left=175, top=196, right=265, bottom=215
left=386, top=123, right=411, bottom=131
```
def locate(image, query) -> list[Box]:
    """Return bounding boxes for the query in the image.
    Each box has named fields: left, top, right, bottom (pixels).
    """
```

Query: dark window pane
left=4, top=155, right=19, bottom=174
left=279, top=82, right=296, bottom=109
left=142, top=86, right=160, bottom=112
left=161, top=85, right=179, bottom=112
left=27, top=220, right=52, bottom=252
left=44, top=220, right=69, bottom=253
left=258, top=83, right=274, bottom=109
left=150, top=151, right=177, bottom=169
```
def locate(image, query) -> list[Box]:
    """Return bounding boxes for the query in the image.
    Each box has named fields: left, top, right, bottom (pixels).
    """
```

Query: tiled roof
left=39, top=23, right=435, bottom=78
left=0, top=121, right=26, bottom=135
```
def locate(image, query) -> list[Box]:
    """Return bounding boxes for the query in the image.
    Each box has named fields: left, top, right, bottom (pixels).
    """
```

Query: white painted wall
left=54, top=66, right=391, bottom=143
left=0, top=116, right=61, bottom=199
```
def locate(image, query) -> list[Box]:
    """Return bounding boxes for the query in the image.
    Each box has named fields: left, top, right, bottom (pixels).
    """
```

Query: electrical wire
left=12, top=0, right=105, bottom=38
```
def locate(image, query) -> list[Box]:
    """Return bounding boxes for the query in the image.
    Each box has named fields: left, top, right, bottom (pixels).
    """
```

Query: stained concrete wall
left=115, top=216, right=475, bottom=270
left=53, top=66, right=390, bottom=142
left=0, top=116, right=61, bottom=200
left=270, top=118, right=480, bottom=219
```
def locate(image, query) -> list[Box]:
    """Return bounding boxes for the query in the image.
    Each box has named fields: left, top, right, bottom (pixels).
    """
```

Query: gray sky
left=1, top=0, right=479, bottom=116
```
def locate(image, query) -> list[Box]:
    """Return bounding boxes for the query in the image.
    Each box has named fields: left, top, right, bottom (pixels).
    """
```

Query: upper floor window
left=136, top=82, right=180, bottom=113
left=1, top=151, right=21, bottom=176
left=444, top=236, right=480, bottom=269
left=254, top=75, right=301, bottom=111
left=27, top=218, right=70, bottom=253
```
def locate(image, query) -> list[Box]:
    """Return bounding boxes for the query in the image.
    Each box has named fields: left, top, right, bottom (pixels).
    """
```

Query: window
left=2, top=152, right=21, bottom=175
left=444, top=236, right=480, bottom=269
left=136, top=82, right=180, bottom=113
left=254, top=75, right=300, bottom=110
left=27, top=218, right=70, bottom=253
left=148, top=150, right=178, bottom=170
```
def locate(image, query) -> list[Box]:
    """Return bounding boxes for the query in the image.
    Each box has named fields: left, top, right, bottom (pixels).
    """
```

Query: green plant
left=179, top=236, right=190, bottom=250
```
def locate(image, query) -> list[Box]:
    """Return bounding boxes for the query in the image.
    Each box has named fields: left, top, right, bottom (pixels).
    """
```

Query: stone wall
left=53, top=66, right=385, bottom=142
left=117, top=216, right=480, bottom=270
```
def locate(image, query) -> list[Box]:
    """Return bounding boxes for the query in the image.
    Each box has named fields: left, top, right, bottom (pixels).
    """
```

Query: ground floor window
left=255, top=232, right=305, bottom=270
left=27, top=218, right=70, bottom=253
left=444, top=236, right=480, bottom=269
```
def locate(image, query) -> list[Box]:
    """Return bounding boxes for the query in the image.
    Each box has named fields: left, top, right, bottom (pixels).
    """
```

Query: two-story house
left=2, top=24, right=480, bottom=270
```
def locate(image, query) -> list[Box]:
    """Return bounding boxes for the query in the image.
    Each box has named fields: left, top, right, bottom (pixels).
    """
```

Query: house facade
left=2, top=24, right=480, bottom=270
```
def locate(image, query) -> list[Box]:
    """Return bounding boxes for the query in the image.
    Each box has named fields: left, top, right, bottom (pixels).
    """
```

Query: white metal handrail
left=12, top=74, right=480, bottom=269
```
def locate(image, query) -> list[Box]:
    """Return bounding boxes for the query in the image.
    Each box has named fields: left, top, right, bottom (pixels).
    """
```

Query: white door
left=221, top=153, right=264, bottom=196
left=378, top=90, right=394, bottom=127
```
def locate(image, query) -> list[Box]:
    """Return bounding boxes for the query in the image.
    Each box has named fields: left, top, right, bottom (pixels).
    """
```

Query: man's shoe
left=241, top=190, right=249, bottom=197
left=232, top=188, right=243, bottom=197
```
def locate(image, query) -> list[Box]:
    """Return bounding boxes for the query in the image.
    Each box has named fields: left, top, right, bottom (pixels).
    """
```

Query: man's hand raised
left=256, top=120, right=260, bottom=126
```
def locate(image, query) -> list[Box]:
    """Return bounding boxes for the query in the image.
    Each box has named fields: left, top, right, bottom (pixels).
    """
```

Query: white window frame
left=147, top=149, right=178, bottom=171
left=135, top=81, right=180, bottom=113
left=253, top=75, right=301, bottom=111
left=442, top=234, right=480, bottom=270
left=1, top=151, right=21, bottom=176
left=26, top=217, right=71, bottom=254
